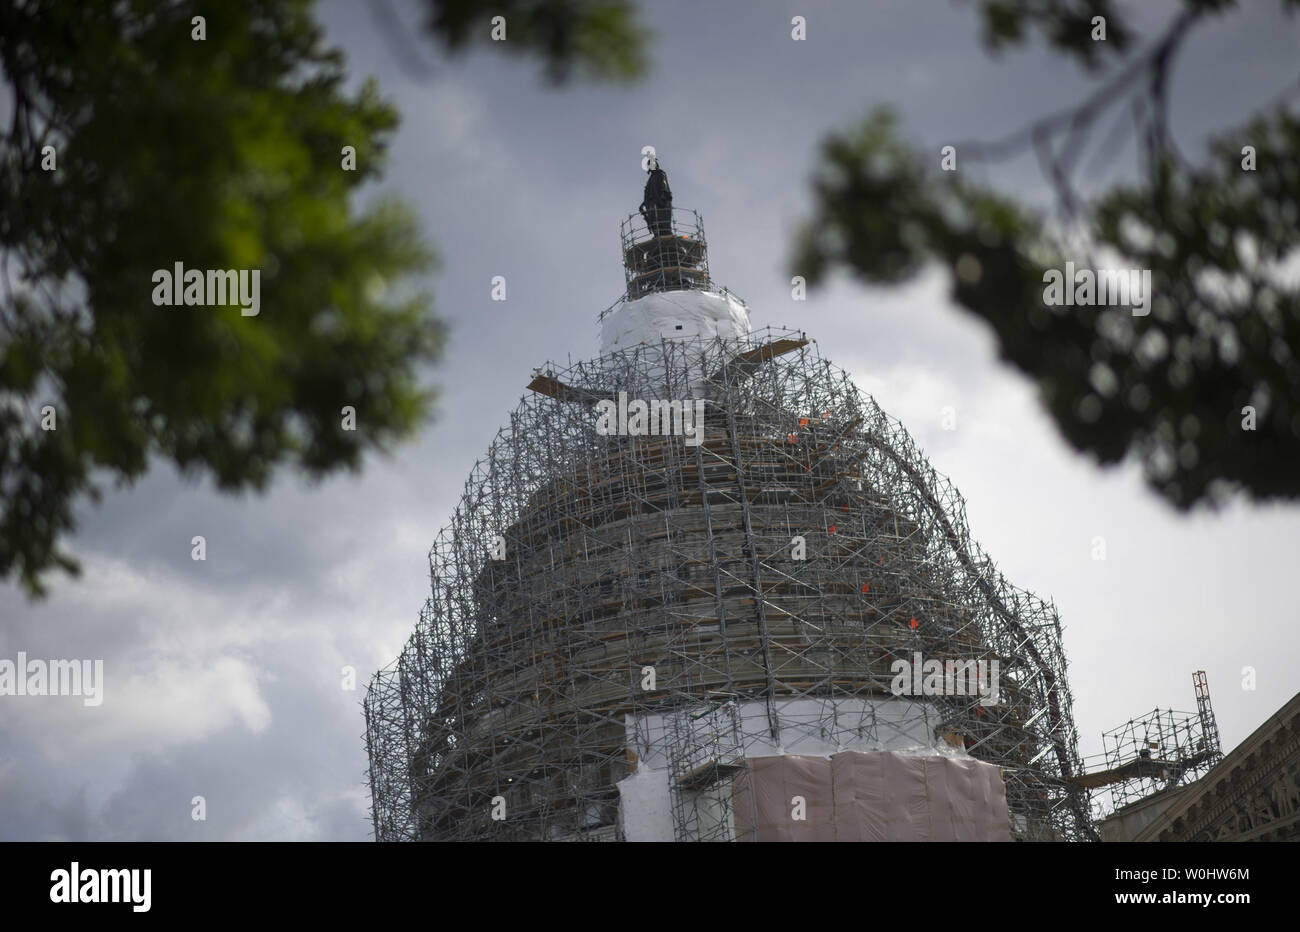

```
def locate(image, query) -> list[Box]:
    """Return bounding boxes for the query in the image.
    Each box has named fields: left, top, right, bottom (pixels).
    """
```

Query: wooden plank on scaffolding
left=525, top=371, right=607, bottom=405
left=712, top=337, right=809, bottom=383
left=676, top=758, right=746, bottom=790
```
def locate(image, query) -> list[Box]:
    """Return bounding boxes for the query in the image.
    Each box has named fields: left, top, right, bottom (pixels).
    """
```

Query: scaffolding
left=363, top=193, right=1094, bottom=841
left=618, top=207, right=711, bottom=300
left=363, top=319, right=1096, bottom=841
left=666, top=699, right=747, bottom=841
left=1084, top=671, right=1223, bottom=816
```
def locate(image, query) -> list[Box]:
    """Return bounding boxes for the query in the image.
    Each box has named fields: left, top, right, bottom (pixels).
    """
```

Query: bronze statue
left=639, top=160, right=673, bottom=238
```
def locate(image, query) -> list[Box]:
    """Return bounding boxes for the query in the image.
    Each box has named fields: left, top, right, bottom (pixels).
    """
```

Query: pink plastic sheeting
left=732, top=750, right=1012, bottom=842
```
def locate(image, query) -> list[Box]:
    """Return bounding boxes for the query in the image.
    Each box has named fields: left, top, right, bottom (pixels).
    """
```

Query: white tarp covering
left=627, top=697, right=947, bottom=773
left=600, top=290, right=751, bottom=355
left=616, top=767, right=675, bottom=842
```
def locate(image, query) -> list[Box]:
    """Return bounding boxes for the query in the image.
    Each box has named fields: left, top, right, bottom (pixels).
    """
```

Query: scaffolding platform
left=620, top=208, right=712, bottom=300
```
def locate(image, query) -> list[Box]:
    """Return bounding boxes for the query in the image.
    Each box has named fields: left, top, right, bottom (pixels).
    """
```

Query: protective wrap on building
left=600, top=289, right=751, bottom=354
left=733, top=750, right=1013, bottom=842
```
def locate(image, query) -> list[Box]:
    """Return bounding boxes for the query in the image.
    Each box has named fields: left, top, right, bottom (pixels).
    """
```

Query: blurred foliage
left=421, top=0, right=648, bottom=83
left=798, top=1, right=1300, bottom=509
left=973, top=0, right=1134, bottom=66
left=0, top=0, right=647, bottom=597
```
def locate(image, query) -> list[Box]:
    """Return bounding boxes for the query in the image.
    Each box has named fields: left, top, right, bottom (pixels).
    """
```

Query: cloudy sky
left=3, top=0, right=1298, bottom=840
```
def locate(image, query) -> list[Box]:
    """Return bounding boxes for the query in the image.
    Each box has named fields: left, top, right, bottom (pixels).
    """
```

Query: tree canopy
left=797, top=0, right=1300, bottom=510
left=0, top=0, right=647, bottom=596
